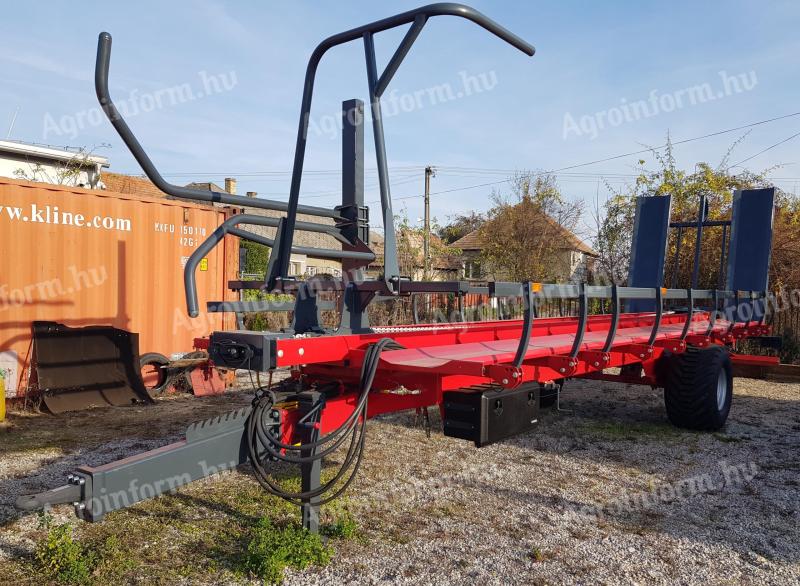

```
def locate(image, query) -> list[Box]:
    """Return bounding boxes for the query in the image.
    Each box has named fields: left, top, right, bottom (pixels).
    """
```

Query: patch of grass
left=33, top=513, right=139, bottom=585
left=91, top=535, right=138, bottom=581
left=321, top=505, right=359, bottom=540
left=239, top=518, right=331, bottom=584
left=34, top=514, right=96, bottom=585
left=579, top=420, right=683, bottom=441
left=529, top=547, right=546, bottom=562
left=713, top=433, right=743, bottom=443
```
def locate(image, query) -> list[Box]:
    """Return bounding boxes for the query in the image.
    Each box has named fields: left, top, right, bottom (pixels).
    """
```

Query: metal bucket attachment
left=32, top=321, right=153, bottom=413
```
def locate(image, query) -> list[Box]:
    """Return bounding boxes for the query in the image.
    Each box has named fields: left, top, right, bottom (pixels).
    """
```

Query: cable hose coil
left=246, top=338, right=404, bottom=505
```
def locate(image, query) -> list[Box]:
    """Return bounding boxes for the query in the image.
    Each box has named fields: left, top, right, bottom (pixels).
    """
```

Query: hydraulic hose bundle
left=246, top=338, right=403, bottom=505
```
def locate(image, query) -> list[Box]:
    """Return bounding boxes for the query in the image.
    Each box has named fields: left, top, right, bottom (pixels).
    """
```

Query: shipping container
left=0, top=177, right=238, bottom=397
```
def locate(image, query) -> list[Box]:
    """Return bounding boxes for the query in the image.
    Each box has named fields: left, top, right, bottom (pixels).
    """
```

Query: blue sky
left=2, top=1, right=799, bottom=239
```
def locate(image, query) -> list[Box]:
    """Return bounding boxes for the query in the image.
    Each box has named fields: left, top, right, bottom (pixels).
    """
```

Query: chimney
left=246, top=191, right=257, bottom=198
left=224, top=177, right=237, bottom=195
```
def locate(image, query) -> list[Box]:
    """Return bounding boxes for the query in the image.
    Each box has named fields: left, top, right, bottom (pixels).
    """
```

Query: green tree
left=478, top=173, right=585, bottom=282
left=594, top=136, right=779, bottom=287
left=438, top=211, right=486, bottom=244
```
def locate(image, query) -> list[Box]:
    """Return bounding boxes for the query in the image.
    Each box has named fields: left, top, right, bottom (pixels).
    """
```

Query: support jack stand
left=555, top=382, right=573, bottom=414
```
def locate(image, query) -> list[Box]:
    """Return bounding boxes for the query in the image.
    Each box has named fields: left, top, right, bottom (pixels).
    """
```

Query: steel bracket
left=617, top=344, right=655, bottom=362
left=578, top=350, right=611, bottom=370
left=535, top=355, right=578, bottom=377
left=653, top=339, right=686, bottom=353
left=483, top=364, right=523, bottom=388
left=684, top=334, right=714, bottom=348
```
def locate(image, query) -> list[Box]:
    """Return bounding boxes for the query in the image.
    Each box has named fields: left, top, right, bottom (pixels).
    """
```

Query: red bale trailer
left=17, top=3, right=779, bottom=535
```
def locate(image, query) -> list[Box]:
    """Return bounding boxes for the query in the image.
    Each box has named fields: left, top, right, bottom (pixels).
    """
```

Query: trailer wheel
left=663, top=345, right=732, bottom=430
left=140, top=352, right=170, bottom=397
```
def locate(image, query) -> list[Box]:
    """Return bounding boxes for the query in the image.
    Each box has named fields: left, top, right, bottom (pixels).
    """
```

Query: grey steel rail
left=272, top=3, right=535, bottom=292
left=601, top=284, right=620, bottom=353
left=646, top=286, right=664, bottom=346
left=513, top=281, right=535, bottom=368
left=506, top=284, right=766, bottom=369
left=95, top=4, right=534, bottom=297
left=184, top=215, right=374, bottom=317
left=94, top=33, right=343, bottom=221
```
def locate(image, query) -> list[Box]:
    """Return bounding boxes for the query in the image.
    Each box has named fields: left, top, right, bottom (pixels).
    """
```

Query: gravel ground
left=1, top=375, right=798, bottom=585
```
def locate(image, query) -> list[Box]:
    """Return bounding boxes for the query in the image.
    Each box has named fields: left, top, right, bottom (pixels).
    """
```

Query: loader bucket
left=32, top=321, right=153, bottom=413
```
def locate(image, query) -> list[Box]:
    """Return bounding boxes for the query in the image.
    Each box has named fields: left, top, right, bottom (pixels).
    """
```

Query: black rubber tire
left=139, top=352, right=170, bottom=397
left=662, top=345, right=733, bottom=431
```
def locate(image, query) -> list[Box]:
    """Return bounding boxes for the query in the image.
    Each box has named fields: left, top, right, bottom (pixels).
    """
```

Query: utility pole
left=424, top=165, right=435, bottom=280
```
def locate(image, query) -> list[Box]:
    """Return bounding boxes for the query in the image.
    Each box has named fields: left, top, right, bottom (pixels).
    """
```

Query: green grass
left=578, top=420, right=684, bottom=441
left=239, top=518, right=331, bottom=584
left=713, top=433, right=743, bottom=443
left=529, top=546, right=546, bottom=563
left=23, top=473, right=362, bottom=585
left=32, top=513, right=137, bottom=585
left=321, top=507, right=359, bottom=540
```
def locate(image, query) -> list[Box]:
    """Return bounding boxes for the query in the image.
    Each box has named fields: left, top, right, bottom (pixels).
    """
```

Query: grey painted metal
left=671, top=226, right=683, bottom=288
left=339, top=98, right=369, bottom=270
left=375, top=15, right=428, bottom=97
left=59, top=407, right=253, bottom=522
left=337, top=283, right=375, bottom=334
left=602, top=284, right=620, bottom=353
left=97, top=5, right=534, bottom=294
left=298, top=392, right=323, bottom=533
left=647, top=286, right=664, bottom=346
left=513, top=281, right=535, bottom=368
left=207, top=300, right=337, bottom=313
left=488, top=282, right=761, bottom=305
left=272, top=3, right=534, bottom=290
left=680, top=289, right=694, bottom=340
left=291, top=283, right=326, bottom=334
left=363, top=32, right=401, bottom=291
left=184, top=214, right=375, bottom=317
left=728, top=292, right=740, bottom=334
left=95, top=34, right=341, bottom=220
left=691, top=193, right=708, bottom=289
left=717, top=224, right=728, bottom=290
left=16, top=483, right=82, bottom=511
left=569, top=283, right=588, bottom=358
left=705, top=289, right=719, bottom=335
left=628, top=195, right=672, bottom=312
left=726, top=188, right=775, bottom=321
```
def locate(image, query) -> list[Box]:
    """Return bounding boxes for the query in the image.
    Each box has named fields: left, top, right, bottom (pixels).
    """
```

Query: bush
left=241, top=241, right=270, bottom=276
left=241, top=518, right=331, bottom=584
left=35, top=517, right=96, bottom=585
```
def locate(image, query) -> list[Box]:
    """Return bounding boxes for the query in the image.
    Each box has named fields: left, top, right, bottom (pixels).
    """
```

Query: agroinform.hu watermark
left=563, top=70, right=758, bottom=140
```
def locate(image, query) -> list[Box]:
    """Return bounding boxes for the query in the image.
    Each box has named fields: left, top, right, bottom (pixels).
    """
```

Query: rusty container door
left=0, top=178, right=238, bottom=397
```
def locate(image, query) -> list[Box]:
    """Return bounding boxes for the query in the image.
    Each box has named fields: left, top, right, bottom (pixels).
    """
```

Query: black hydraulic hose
left=246, top=338, right=403, bottom=505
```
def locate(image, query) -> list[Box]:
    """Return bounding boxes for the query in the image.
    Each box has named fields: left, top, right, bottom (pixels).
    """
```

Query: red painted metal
left=270, top=310, right=769, bottom=443
left=730, top=354, right=780, bottom=366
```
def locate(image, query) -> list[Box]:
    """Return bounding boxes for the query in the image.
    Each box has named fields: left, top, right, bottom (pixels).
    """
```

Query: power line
left=142, top=111, right=800, bottom=181
left=731, top=130, right=800, bottom=168
left=122, top=110, right=800, bottom=206
left=385, top=110, right=800, bottom=202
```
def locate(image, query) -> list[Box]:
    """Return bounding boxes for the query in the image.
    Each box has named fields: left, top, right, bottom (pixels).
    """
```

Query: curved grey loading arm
left=274, top=3, right=535, bottom=290
left=95, top=33, right=342, bottom=220
left=184, top=215, right=374, bottom=317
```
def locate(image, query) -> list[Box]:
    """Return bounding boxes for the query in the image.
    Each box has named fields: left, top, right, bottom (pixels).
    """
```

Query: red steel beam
left=269, top=312, right=769, bottom=438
